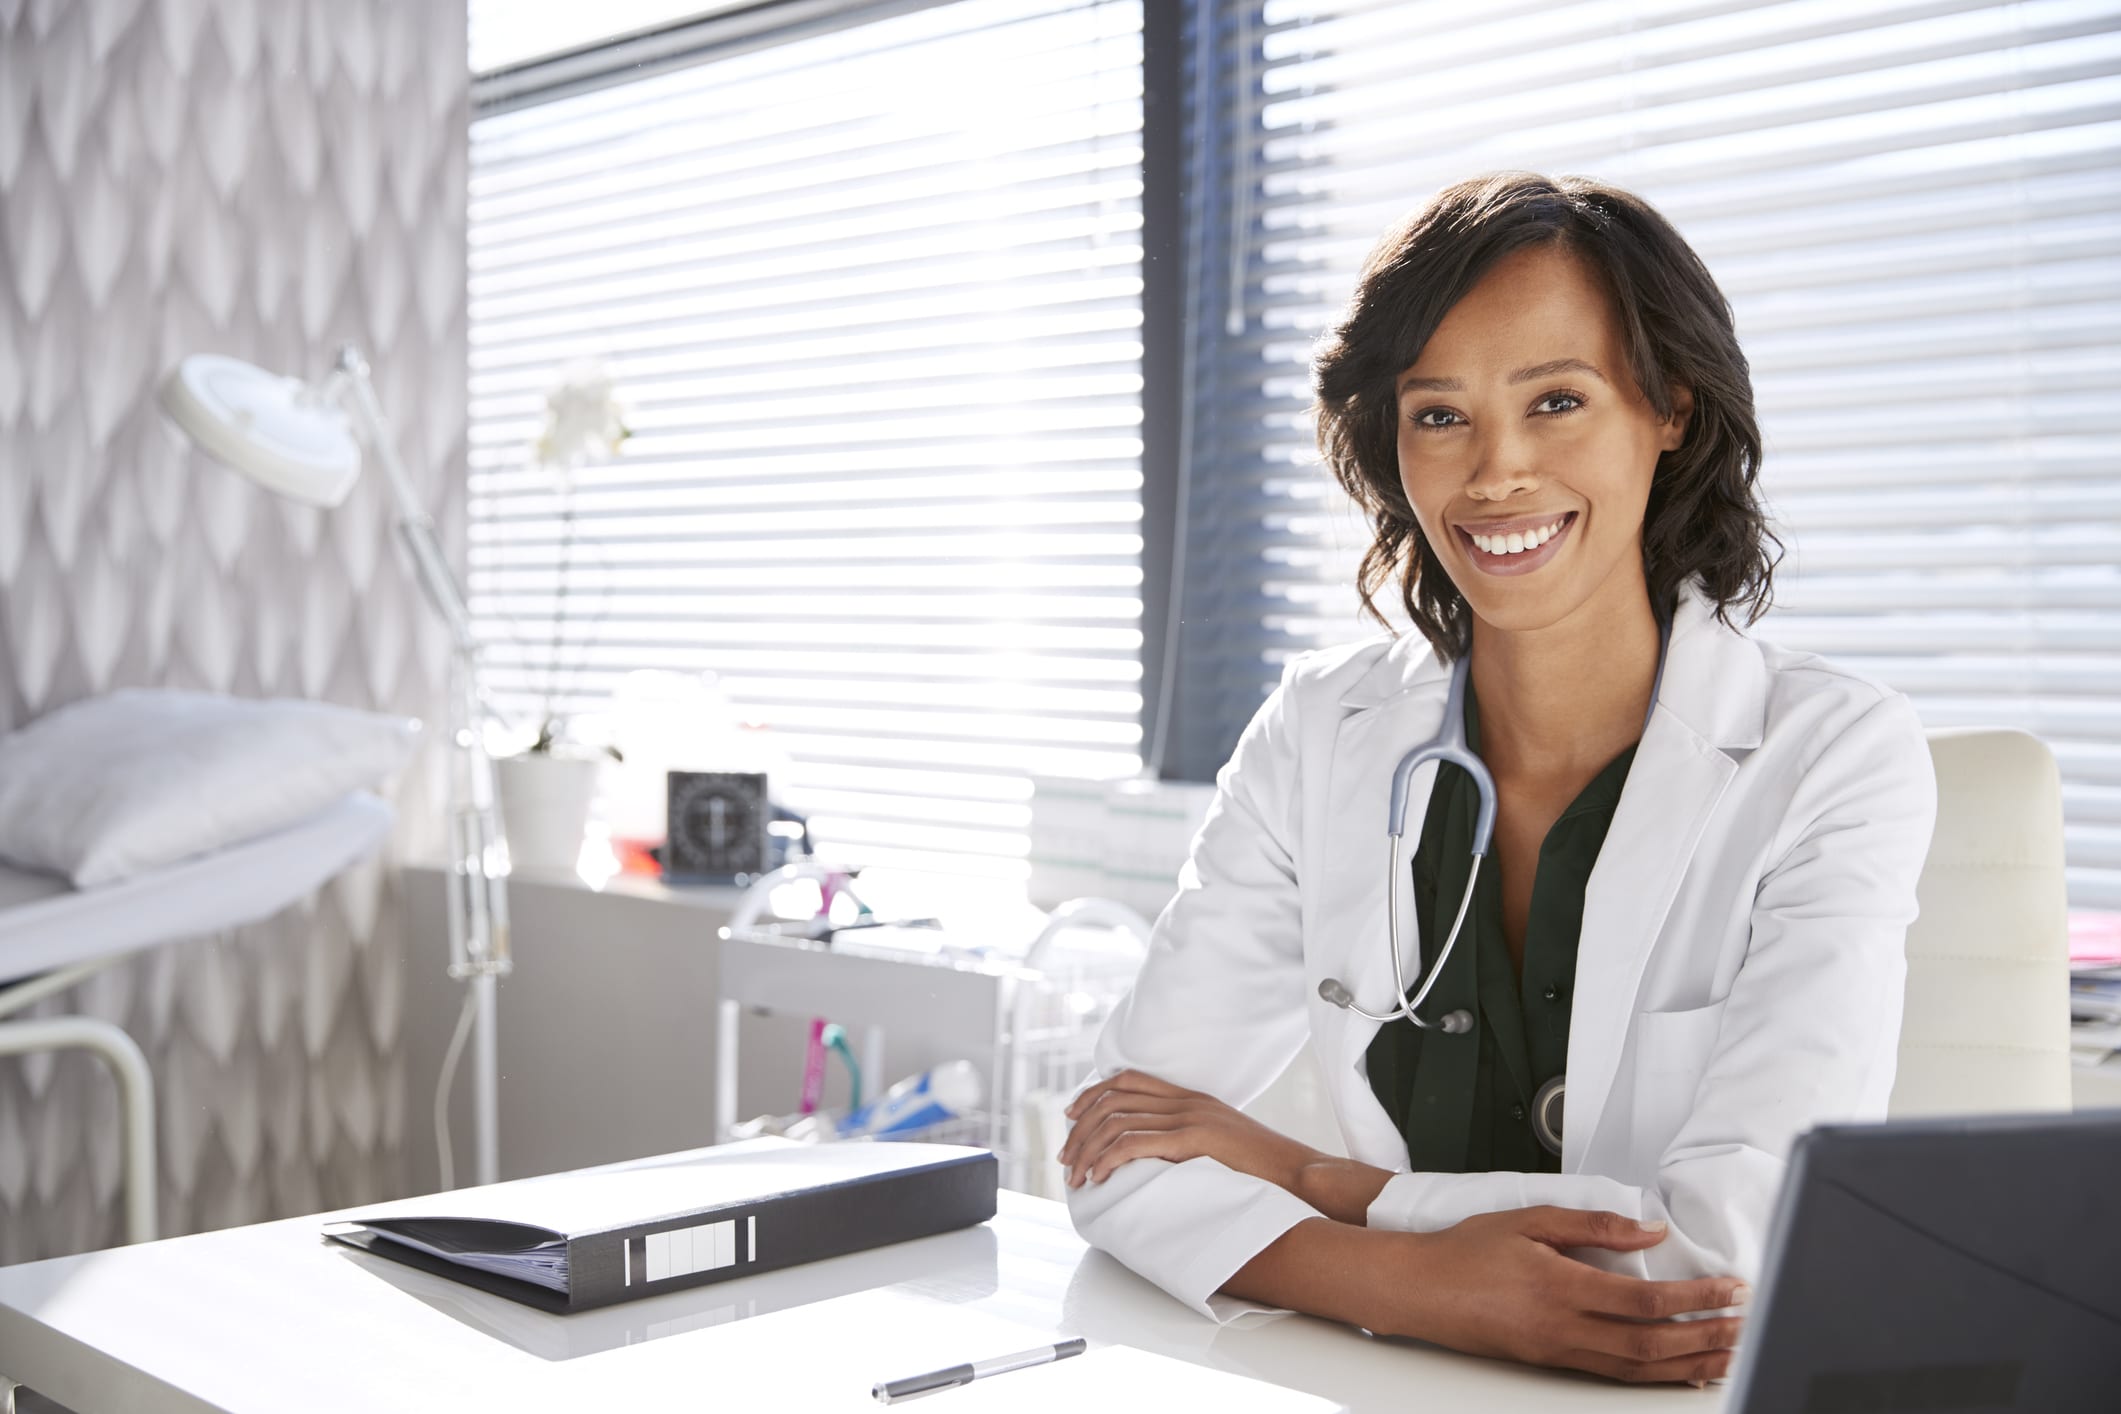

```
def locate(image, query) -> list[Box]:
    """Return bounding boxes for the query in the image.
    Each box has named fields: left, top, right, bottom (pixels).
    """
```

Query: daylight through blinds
left=468, top=0, right=1147, bottom=879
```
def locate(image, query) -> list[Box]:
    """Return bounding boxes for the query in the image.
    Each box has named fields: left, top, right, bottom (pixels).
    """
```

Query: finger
left=1518, top=1206, right=1672, bottom=1252
left=1058, top=1094, right=1188, bottom=1162
left=1065, top=1106, right=1160, bottom=1179
left=1064, top=1075, right=1126, bottom=1122
left=1060, top=1110, right=1196, bottom=1187
left=1065, top=1070, right=1198, bottom=1119
left=1067, top=1088, right=1187, bottom=1134
left=1064, top=1112, right=1187, bottom=1184
left=1564, top=1312, right=1745, bottom=1368
left=1558, top=1342, right=1738, bottom=1388
left=1077, top=1126, right=1203, bottom=1185
left=1566, top=1266, right=1751, bottom=1322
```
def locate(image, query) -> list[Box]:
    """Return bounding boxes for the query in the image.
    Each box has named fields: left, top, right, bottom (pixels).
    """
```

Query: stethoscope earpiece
left=1317, top=977, right=1471, bottom=1034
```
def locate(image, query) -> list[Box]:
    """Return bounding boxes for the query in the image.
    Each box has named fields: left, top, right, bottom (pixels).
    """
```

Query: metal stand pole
left=472, top=970, right=500, bottom=1184
left=332, top=344, right=513, bottom=1189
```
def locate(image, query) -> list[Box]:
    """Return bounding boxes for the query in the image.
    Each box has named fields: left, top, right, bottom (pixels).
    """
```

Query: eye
left=1411, top=407, right=1462, bottom=430
left=1533, top=390, right=1585, bottom=416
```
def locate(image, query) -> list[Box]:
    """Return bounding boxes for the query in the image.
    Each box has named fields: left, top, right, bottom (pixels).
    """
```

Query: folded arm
left=1061, top=658, right=1328, bottom=1322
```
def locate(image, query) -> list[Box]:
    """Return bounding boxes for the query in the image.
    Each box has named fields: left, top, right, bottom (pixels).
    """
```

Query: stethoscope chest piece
left=1532, top=1074, right=1565, bottom=1158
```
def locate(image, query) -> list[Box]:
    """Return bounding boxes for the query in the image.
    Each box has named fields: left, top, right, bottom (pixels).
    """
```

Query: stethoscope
left=1318, top=605, right=1672, bottom=1158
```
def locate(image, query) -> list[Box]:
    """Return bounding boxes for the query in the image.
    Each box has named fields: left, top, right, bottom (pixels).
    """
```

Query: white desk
left=2073, top=1054, right=2121, bottom=1110
left=0, top=1172, right=1725, bottom=1413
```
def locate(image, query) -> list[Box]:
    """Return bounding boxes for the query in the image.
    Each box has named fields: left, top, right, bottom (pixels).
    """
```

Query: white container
left=495, top=754, right=602, bottom=875
left=1028, top=775, right=1216, bottom=917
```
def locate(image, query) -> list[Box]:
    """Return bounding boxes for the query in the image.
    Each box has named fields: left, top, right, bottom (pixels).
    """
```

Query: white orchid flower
left=534, top=359, right=631, bottom=481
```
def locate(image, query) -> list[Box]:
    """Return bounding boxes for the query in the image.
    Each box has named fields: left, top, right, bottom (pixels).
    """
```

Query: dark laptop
left=1726, top=1107, right=2121, bottom=1412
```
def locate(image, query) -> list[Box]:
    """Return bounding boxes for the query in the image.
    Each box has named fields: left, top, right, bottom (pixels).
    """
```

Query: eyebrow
left=1396, top=357, right=1612, bottom=397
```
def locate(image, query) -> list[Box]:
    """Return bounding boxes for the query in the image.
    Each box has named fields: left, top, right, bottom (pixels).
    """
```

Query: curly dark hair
left=1313, top=171, right=1781, bottom=662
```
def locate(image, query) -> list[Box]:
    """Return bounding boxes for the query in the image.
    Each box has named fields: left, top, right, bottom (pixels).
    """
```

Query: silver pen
left=872, top=1336, right=1088, bottom=1403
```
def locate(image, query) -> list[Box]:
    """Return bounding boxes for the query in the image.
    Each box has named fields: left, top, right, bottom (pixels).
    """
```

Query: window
left=1176, top=0, right=2121, bottom=908
left=467, top=0, right=1146, bottom=880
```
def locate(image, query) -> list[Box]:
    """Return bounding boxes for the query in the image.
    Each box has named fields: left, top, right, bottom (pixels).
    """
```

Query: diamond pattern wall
left=0, top=0, right=467, bottom=1263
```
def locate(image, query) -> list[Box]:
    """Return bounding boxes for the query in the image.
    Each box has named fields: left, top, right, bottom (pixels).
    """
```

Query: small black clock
left=663, top=770, right=771, bottom=885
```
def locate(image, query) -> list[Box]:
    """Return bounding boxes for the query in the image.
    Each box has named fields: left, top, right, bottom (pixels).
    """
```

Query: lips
left=1452, top=510, right=1574, bottom=540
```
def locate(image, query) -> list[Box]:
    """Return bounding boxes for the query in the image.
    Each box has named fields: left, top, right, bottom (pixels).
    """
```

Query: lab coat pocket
left=1629, top=997, right=1729, bottom=1153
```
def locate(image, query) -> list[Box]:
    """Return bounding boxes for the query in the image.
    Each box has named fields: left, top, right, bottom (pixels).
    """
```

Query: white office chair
left=1889, top=728, right=2073, bottom=1117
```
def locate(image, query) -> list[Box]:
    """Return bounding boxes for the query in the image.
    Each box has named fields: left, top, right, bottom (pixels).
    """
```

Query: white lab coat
left=1064, top=576, right=1939, bottom=1322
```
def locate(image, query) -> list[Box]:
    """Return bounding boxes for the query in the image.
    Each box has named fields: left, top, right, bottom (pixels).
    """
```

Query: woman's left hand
left=1059, top=1069, right=1322, bottom=1193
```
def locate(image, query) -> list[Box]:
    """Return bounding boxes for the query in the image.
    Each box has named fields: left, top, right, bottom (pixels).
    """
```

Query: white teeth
left=1469, top=515, right=1566, bottom=556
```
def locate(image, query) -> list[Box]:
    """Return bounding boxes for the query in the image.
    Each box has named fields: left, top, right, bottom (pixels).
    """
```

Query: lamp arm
left=329, top=347, right=476, bottom=649
left=327, top=347, right=516, bottom=733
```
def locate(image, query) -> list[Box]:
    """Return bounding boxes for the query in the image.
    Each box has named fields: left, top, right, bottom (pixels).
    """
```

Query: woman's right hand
left=1383, top=1206, right=1750, bottom=1386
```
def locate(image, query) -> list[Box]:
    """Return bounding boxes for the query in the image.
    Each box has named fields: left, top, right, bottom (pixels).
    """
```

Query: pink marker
left=799, top=1017, right=828, bottom=1115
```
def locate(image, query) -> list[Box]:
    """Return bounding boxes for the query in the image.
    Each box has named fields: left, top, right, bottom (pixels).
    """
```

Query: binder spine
left=570, top=1152, right=997, bottom=1311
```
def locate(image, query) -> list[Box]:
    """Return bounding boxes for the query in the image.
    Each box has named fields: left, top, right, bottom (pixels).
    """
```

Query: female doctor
left=1055, top=173, right=1938, bottom=1388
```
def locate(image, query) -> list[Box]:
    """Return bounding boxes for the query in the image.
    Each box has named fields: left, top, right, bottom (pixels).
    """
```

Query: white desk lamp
left=160, top=345, right=511, bottom=1188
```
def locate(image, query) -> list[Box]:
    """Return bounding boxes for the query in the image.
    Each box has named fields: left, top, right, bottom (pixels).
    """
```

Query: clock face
left=665, top=771, right=770, bottom=882
left=681, top=788, right=757, bottom=853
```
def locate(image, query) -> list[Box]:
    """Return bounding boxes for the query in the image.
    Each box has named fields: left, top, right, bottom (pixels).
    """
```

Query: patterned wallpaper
left=0, top=0, right=467, bottom=1262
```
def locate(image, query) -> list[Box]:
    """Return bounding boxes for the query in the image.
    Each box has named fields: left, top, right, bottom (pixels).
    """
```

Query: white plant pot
left=495, top=754, right=603, bottom=875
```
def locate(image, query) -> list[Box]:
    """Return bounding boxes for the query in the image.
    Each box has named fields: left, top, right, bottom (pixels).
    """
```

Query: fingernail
left=1729, top=1284, right=1751, bottom=1306
left=1689, top=1379, right=1707, bottom=1389
left=1638, top=1219, right=1667, bottom=1232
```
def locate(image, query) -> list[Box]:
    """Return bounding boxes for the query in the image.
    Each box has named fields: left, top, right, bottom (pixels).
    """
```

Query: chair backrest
left=1890, top=728, right=2072, bottom=1116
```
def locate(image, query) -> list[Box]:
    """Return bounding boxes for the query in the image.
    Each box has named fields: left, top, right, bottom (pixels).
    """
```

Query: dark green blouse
left=1363, top=678, right=1639, bottom=1174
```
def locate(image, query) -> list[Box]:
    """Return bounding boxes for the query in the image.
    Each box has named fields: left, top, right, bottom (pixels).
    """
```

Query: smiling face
left=1394, top=240, right=1691, bottom=637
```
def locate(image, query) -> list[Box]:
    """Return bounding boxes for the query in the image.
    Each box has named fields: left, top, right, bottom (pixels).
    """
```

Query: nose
left=1464, top=424, right=1542, bottom=503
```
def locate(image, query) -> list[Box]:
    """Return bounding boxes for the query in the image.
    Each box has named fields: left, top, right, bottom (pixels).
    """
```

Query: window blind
left=469, top=2, right=755, bottom=75
left=1175, top=0, right=2121, bottom=909
left=467, top=0, right=1146, bottom=880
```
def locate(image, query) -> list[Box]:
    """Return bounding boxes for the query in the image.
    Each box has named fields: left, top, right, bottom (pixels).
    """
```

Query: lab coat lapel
left=1561, top=709, right=1732, bottom=1166
left=1564, top=583, right=1767, bottom=1165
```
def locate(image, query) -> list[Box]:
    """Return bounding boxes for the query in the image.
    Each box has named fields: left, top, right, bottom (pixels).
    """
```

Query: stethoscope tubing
left=1329, top=836, right=1478, bottom=1032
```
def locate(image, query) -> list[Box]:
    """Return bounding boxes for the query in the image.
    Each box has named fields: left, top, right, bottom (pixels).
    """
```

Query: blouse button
left=1543, top=985, right=1561, bottom=1002
left=1510, top=1103, right=1526, bottom=1121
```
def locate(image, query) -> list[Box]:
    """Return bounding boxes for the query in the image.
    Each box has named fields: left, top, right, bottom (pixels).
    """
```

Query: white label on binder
left=646, top=1231, right=670, bottom=1281
left=691, top=1225, right=715, bottom=1275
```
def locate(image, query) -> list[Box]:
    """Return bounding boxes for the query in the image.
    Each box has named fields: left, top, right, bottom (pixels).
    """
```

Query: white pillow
left=0, top=689, right=422, bottom=888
